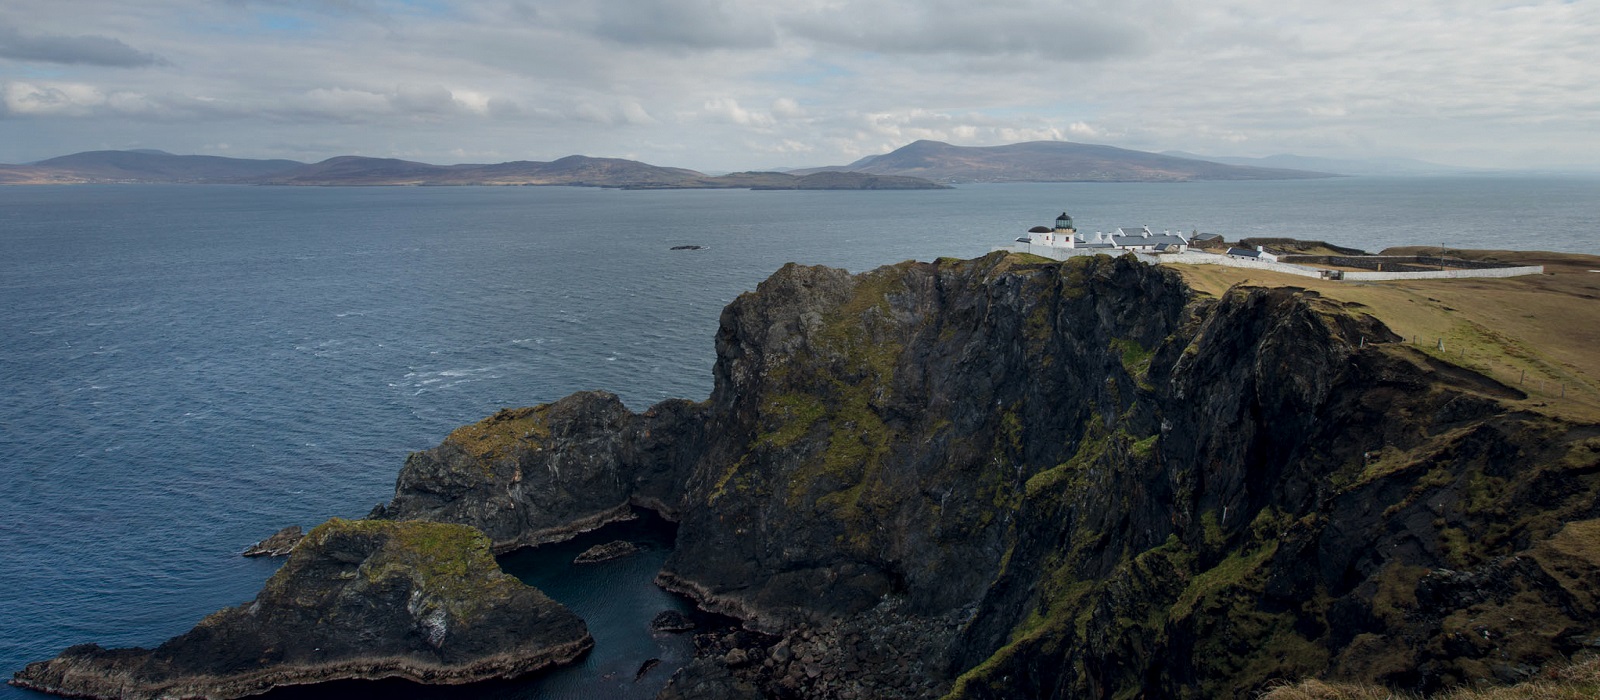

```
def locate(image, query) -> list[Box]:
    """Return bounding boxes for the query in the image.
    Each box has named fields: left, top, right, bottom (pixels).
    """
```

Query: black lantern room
left=1054, top=212, right=1075, bottom=232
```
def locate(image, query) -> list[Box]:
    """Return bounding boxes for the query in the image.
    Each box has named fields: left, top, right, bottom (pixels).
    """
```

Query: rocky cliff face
left=374, top=252, right=1600, bottom=698
left=12, top=519, right=592, bottom=700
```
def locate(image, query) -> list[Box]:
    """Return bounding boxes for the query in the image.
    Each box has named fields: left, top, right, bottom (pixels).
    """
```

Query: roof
left=1109, top=232, right=1188, bottom=248
left=1226, top=247, right=1262, bottom=258
left=1194, top=232, right=1222, bottom=241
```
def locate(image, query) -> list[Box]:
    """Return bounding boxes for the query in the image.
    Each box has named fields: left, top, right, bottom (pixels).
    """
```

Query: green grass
left=1171, top=540, right=1280, bottom=621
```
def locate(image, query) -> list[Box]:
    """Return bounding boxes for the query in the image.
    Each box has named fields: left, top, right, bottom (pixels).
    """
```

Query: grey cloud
left=390, top=84, right=457, bottom=113
left=529, top=0, right=777, bottom=50
left=783, top=0, right=1149, bottom=60
left=0, top=25, right=164, bottom=67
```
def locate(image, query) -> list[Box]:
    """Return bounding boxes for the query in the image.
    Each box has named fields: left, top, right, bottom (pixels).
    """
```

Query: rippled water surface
left=2, top=178, right=1596, bottom=698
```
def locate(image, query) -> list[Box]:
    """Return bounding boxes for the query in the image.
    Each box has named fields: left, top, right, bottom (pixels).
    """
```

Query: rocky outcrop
left=574, top=540, right=641, bottom=564
left=371, top=394, right=705, bottom=552
left=370, top=252, right=1600, bottom=698
left=12, top=519, right=591, bottom=699
left=241, top=525, right=303, bottom=557
left=651, top=610, right=696, bottom=633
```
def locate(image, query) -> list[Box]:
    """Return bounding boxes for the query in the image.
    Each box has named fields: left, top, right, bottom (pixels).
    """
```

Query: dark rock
left=723, top=648, right=751, bottom=668
left=373, top=393, right=706, bottom=553
left=241, top=525, right=303, bottom=557
left=670, top=245, right=706, bottom=251
left=635, top=657, right=661, bottom=681
left=12, top=519, right=591, bottom=700
left=573, top=540, right=640, bottom=564
left=362, top=253, right=1600, bottom=699
left=651, top=610, right=696, bottom=633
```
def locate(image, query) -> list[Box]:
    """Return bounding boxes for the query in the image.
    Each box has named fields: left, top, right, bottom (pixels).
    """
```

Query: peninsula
left=16, top=247, right=1600, bottom=699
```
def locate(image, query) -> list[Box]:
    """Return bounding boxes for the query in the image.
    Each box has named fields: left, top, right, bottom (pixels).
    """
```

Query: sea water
left=2, top=177, right=1597, bottom=698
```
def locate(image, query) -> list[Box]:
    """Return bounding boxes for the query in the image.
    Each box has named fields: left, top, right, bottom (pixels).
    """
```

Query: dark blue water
left=2, top=178, right=1596, bottom=698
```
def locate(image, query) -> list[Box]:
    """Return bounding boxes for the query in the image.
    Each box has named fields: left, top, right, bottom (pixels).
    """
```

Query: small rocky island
left=573, top=540, right=641, bottom=564
left=12, top=519, right=592, bottom=699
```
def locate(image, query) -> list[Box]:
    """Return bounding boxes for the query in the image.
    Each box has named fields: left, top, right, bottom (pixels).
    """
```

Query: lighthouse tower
left=1050, top=212, right=1078, bottom=248
left=1054, top=212, right=1076, bottom=235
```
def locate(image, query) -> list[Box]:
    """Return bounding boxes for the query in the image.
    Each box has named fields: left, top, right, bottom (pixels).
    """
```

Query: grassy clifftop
left=1172, top=249, right=1600, bottom=423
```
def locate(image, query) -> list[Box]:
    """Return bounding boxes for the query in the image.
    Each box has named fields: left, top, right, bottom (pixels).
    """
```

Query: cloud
left=1, top=0, right=1598, bottom=169
left=0, top=25, right=163, bottom=67
left=4, top=81, right=111, bottom=117
left=544, top=0, right=777, bottom=50
left=702, top=97, right=774, bottom=127
left=782, top=0, right=1151, bottom=61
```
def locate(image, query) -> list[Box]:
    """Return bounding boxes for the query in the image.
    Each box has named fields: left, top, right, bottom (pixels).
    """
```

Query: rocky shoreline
left=19, top=252, right=1600, bottom=698
left=13, top=520, right=592, bottom=699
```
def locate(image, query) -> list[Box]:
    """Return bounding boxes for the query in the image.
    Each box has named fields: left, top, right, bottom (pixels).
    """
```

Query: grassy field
left=1259, top=654, right=1600, bottom=700
left=1170, top=248, right=1600, bottom=423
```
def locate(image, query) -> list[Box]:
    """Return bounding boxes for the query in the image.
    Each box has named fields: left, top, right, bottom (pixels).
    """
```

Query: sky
left=2, top=0, right=1598, bottom=171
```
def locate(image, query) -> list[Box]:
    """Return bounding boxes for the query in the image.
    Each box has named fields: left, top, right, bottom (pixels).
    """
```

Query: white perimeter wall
left=1338, top=266, right=1544, bottom=280
left=991, top=247, right=1544, bottom=281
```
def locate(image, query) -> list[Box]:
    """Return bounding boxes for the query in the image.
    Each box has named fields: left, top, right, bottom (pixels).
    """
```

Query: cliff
left=371, top=252, right=1600, bottom=698
left=11, top=519, right=591, bottom=699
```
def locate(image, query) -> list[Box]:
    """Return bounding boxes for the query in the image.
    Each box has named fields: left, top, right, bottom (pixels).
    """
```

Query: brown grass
left=1171, top=249, right=1600, bottom=423
left=1259, top=655, right=1600, bottom=700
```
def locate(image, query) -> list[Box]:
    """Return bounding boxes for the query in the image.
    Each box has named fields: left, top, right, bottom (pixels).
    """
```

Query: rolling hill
left=0, top=151, right=947, bottom=189
left=796, top=140, right=1336, bottom=182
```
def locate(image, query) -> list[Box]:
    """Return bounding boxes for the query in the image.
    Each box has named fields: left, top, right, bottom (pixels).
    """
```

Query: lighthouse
left=1054, top=212, right=1076, bottom=235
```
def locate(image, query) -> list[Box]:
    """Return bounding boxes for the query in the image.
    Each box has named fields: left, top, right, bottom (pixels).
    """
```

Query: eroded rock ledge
left=11, top=519, right=591, bottom=700
left=370, top=252, right=1600, bottom=698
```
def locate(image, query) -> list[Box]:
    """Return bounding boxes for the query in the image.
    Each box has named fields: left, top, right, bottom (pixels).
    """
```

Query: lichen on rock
left=11, top=519, right=591, bottom=700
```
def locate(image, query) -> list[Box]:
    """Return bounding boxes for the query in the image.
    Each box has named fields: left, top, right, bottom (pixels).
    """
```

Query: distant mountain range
left=10, top=141, right=1477, bottom=188
left=0, top=150, right=948, bottom=190
left=1160, top=151, right=1477, bottom=177
left=794, top=140, right=1336, bottom=182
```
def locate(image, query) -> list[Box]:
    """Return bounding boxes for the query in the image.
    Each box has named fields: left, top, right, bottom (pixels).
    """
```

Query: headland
left=14, top=244, right=1600, bottom=699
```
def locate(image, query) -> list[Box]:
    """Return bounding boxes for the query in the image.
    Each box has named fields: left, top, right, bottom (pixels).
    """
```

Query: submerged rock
left=12, top=519, right=591, bottom=700
left=241, top=525, right=303, bottom=557
left=573, top=540, right=641, bottom=564
left=651, top=610, right=696, bottom=633
left=635, top=657, right=662, bottom=681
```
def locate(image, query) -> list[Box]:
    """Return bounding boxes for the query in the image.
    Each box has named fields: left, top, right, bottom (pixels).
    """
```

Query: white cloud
left=703, top=98, right=774, bottom=127
left=0, top=0, right=1597, bottom=169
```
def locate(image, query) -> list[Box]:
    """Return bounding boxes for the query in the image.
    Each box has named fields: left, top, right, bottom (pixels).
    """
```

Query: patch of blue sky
left=16, top=67, right=71, bottom=80
left=179, top=11, right=314, bottom=38
left=759, top=60, right=855, bottom=87
left=380, top=0, right=456, bottom=18
left=257, top=13, right=312, bottom=33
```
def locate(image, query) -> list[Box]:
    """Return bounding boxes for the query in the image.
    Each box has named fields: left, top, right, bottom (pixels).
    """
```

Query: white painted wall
left=1339, top=266, right=1544, bottom=280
